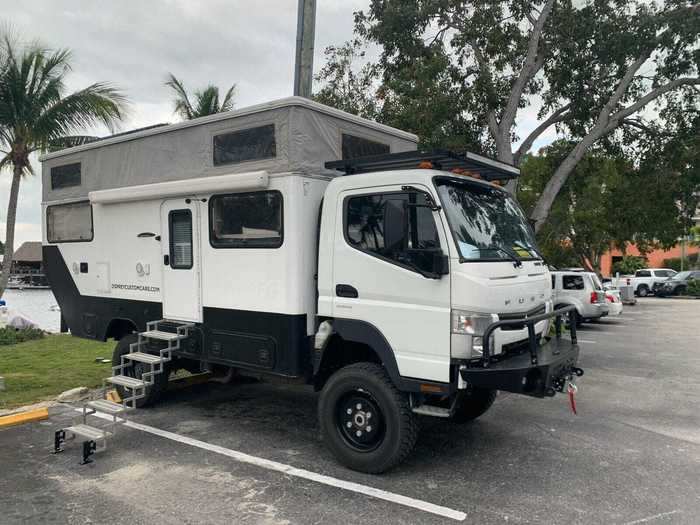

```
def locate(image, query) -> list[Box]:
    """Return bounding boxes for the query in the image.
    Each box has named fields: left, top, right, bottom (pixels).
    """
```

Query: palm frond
left=220, top=84, right=236, bottom=112
left=48, top=135, right=100, bottom=151
left=33, top=82, right=127, bottom=146
left=165, top=73, right=194, bottom=120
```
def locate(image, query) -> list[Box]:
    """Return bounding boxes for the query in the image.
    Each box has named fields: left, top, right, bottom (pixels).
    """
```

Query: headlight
left=451, top=310, right=495, bottom=335
left=451, top=310, right=497, bottom=359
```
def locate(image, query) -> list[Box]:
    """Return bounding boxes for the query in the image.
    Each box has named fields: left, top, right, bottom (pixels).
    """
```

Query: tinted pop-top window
left=210, top=191, right=283, bottom=248
left=341, top=134, right=390, bottom=160
left=213, top=124, right=276, bottom=166
left=50, top=162, right=81, bottom=189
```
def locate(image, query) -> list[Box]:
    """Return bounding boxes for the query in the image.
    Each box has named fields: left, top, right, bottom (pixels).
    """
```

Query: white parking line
left=565, top=338, right=596, bottom=344
left=77, top=409, right=467, bottom=521
left=622, top=510, right=680, bottom=524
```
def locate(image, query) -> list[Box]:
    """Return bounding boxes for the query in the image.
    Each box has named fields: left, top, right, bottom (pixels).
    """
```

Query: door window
left=345, top=191, right=440, bottom=274
left=169, top=209, right=193, bottom=269
left=635, top=270, right=651, bottom=277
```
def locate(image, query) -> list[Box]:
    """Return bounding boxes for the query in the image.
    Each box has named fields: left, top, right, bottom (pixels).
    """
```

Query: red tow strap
left=567, top=382, right=578, bottom=415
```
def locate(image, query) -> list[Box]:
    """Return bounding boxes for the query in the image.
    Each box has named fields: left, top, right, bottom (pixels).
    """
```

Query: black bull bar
left=459, top=305, right=584, bottom=398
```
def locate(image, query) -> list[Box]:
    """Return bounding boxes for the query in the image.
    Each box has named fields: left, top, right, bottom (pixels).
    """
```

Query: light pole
left=293, top=0, right=317, bottom=98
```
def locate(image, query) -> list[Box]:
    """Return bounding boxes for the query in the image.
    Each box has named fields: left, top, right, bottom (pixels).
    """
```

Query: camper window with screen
left=345, top=192, right=439, bottom=271
left=169, top=210, right=193, bottom=269
left=209, top=190, right=283, bottom=248
left=213, top=124, right=276, bottom=166
left=46, top=201, right=93, bottom=242
left=341, top=134, right=390, bottom=159
left=50, top=162, right=81, bottom=189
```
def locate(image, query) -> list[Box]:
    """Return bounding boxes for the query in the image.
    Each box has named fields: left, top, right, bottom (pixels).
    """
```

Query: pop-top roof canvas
left=40, top=97, right=418, bottom=202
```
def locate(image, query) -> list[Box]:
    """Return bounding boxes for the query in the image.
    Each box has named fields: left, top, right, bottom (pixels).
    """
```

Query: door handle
left=336, top=284, right=358, bottom=298
left=163, top=254, right=170, bottom=266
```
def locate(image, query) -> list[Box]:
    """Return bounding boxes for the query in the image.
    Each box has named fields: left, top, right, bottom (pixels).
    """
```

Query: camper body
left=42, top=98, right=582, bottom=473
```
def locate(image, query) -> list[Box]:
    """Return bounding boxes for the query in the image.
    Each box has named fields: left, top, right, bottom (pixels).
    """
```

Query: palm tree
left=165, top=73, right=235, bottom=120
left=0, top=36, right=127, bottom=298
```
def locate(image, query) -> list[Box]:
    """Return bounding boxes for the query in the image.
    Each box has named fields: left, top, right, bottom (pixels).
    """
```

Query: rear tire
left=451, top=388, right=497, bottom=424
left=637, top=285, right=649, bottom=297
left=318, top=362, right=418, bottom=474
left=111, top=334, right=169, bottom=408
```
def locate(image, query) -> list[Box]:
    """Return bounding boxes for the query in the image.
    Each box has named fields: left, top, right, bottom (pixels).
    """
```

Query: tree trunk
left=0, top=164, right=23, bottom=299
left=529, top=137, right=595, bottom=232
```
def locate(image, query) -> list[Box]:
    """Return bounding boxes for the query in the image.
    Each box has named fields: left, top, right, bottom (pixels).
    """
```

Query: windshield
left=434, top=177, right=541, bottom=261
left=673, top=271, right=692, bottom=281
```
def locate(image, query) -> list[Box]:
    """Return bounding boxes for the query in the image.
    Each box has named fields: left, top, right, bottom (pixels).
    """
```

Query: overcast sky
left=1, top=0, right=556, bottom=248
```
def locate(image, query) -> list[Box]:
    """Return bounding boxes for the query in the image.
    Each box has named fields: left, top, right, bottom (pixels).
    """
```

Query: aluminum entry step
left=141, top=330, right=183, bottom=341
left=87, top=399, right=128, bottom=414
left=65, top=424, right=111, bottom=441
left=124, top=352, right=165, bottom=364
left=107, top=376, right=147, bottom=389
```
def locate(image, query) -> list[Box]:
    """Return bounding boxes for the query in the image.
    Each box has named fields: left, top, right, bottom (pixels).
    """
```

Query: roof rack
left=324, top=149, right=520, bottom=181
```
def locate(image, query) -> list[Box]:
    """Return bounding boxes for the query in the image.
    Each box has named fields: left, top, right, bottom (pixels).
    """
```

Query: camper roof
left=40, top=97, right=419, bottom=202
left=40, top=97, right=417, bottom=162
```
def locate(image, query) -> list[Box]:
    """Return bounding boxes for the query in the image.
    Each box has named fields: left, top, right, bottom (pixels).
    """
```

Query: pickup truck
left=626, top=268, right=677, bottom=297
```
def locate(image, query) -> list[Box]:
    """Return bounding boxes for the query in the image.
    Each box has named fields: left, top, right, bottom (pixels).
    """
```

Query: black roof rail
left=324, top=149, right=520, bottom=181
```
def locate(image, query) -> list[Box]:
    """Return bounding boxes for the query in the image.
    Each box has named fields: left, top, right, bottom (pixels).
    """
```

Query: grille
left=497, top=304, right=546, bottom=330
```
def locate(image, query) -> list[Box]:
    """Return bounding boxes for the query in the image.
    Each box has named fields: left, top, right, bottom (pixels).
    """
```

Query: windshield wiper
left=482, top=244, right=522, bottom=267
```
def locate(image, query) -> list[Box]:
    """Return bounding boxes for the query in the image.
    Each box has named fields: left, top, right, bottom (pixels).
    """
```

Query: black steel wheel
left=336, top=391, right=386, bottom=452
left=318, top=362, right=418, bottom=474
left=111, top=334, right=168, bottom=408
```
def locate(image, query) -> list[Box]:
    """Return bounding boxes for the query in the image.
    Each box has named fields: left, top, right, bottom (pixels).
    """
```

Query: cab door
left=331, top=185, right=452, bottom=383
left=160, top=198, right=202, bottom=322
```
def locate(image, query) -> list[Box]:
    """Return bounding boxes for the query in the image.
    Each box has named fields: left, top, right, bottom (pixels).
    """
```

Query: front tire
left=318, top=362, right=418, bottom=474
left=451, top=388, right=497, bottom=423
left=111, top=334, right=169, bottom=408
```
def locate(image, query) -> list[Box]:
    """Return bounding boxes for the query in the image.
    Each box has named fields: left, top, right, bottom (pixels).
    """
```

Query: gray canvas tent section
left=40, top=97, right=418, bottom=202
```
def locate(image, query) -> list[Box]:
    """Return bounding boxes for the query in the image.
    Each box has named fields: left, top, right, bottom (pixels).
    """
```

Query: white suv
left=551, top=271, right=609, bottom=325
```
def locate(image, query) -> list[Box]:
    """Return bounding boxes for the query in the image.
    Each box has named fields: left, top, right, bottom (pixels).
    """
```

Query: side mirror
left=431, top=252, right=449, bottom=277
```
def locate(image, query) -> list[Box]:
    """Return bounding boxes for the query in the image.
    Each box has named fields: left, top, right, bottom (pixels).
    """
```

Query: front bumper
left=459, top=306, right=583, bottom=398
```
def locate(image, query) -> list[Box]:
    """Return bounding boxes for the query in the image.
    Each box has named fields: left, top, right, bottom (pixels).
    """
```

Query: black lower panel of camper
left=203, top=309, right=309, bottom=377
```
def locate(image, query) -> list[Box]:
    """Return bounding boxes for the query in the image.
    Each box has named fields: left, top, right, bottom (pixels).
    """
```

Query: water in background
left=2, top=289, right=60, bottom=332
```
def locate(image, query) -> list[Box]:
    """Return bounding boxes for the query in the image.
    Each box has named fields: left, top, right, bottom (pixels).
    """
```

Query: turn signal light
left=418, top=161, right=433, bottom=169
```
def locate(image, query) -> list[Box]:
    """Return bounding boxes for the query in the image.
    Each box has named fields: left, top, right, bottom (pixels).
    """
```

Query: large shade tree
left=165, top=73, right=236, bottom=120
left=317, top=0, right=699, bottom=231
left=0, top=36, right=126, bottom=298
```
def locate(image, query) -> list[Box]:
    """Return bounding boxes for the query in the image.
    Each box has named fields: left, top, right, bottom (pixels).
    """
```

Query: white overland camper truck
left=43, top=97, right=582, bottom=472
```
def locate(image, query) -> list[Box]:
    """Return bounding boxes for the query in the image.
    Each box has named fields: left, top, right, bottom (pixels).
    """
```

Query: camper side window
left=213, top=124, right=276, bottom=166
left=46, top=201, right=93, bottom=243
left=209, top=191, right=283, bottom=248
left=341, top=134, right=390, bottom=160
left=50, top=162, right=81, bottom=189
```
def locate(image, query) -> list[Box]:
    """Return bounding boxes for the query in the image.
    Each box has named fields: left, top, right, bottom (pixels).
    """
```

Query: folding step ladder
left=54, top=320, right=193, bottom=464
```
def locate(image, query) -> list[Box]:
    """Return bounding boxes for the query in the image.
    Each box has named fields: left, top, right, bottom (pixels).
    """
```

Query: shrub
left=612, top=255, right=647, bottom=275
left=662, top=253, right=700, bottom=272
left=0, top=327, right=45, bottom=346
left=687, top=279, right=700, bottom=297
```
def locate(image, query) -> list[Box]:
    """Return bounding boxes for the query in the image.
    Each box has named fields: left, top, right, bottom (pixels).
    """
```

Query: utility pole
left=293, top=0, right=317, bottom=98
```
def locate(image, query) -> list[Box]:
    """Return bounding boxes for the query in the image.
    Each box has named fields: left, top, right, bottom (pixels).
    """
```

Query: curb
left=0, top=407, right=49, bottom=428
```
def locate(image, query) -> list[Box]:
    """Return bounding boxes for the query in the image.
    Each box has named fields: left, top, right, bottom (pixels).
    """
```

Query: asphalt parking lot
left=1, top=298, right=699, bottom=524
